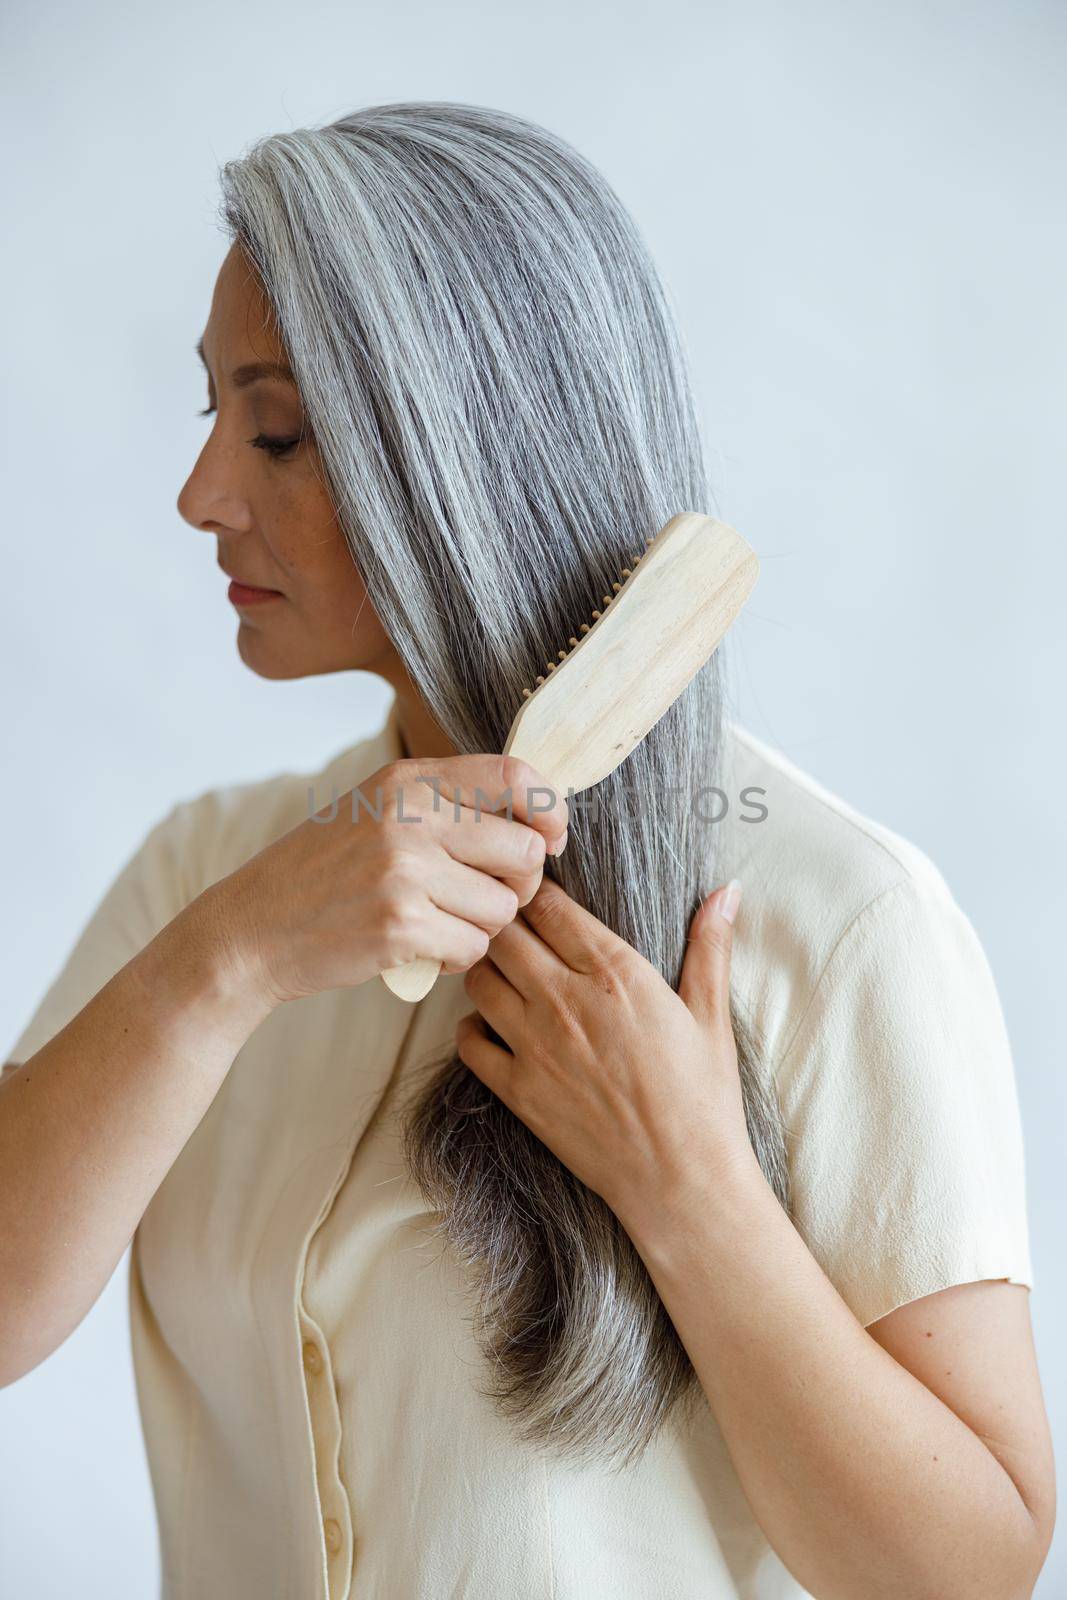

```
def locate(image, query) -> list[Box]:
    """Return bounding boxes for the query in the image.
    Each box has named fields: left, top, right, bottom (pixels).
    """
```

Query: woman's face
left=177, top=243, right=396, bottom=682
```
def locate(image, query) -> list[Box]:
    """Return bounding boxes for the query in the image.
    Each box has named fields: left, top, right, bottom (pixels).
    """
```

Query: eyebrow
left=195, top=335, right=296, bottom=389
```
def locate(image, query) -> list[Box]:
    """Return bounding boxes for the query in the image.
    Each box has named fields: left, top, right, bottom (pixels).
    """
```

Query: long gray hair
left=218, top=101, right=790, bottom=1466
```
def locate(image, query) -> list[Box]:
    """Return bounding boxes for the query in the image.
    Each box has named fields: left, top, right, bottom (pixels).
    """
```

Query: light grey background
left=2, top=0, right=1063, bottom=1594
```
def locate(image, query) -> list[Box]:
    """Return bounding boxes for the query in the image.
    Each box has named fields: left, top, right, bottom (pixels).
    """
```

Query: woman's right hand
left=210, top=754, right=570, bottom=1007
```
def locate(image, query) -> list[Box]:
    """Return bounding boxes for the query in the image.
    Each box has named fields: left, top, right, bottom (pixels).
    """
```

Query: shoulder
left=723, top=718, right=943, bottom=900
left=2, top=713, right=401, bottom=1068
left=720, top=725, right=1032, bottom=1323
left=720, top=721, right=985, bottom=1072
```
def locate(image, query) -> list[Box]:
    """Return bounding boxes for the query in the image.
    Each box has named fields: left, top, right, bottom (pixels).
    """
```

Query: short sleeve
left=3, top=803, right=193, bottom=1069
left=775, top=872, right=1033, bottom=1328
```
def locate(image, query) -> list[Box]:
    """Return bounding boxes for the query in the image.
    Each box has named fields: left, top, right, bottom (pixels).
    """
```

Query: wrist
left=162, top=881, right=282, bottom=1034
left=611, top=1137, right=771, bottom=1272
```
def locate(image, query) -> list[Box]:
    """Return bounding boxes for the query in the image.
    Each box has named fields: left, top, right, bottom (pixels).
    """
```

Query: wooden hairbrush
left=381, top=512, right=759, bottom=1002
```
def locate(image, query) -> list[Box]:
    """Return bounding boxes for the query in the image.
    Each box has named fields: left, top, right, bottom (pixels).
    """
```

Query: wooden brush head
left=502, top=513, right=758, bottom=792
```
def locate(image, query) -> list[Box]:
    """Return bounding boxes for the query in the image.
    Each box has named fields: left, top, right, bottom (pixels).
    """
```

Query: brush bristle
left=518, top=549, right=645, bottom=700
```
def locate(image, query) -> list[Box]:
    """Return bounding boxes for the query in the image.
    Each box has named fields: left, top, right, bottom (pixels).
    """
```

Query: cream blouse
left=6, top=699, right=1033, bottom=1599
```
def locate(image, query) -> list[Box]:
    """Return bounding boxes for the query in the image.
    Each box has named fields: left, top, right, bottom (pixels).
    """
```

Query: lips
left=227, top=578, right=283, bottom=606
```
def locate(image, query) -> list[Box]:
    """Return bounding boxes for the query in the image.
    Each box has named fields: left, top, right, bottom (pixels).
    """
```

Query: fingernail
left=718, top=879, right=742, bottom=925
left=550, top=828, right=568, bottom=856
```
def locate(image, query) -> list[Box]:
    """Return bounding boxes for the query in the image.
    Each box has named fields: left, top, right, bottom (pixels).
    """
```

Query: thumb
left=678, top=879, right=742, bottom=1030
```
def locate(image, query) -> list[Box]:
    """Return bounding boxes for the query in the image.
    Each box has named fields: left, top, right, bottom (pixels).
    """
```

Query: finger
left=508, top=865, right=551, bottom=910
left=430, top=802, right=551, bottom=878
left=455, top=1010, right=519, bottom=1106
left=485, top=908, right=569, bottom=1000
left=382, top=899, right=493, bottom=977
left=462, top=956, right=526, bottom=1048
left=678, top=880, right=740, bottom=1031
left=372, top=754, right=570, bottom=845
left=515, top=874, right=623, bottom=976
left=425, top=856, right=522, bottom=937
left=428, top=812, right=549, bottom=928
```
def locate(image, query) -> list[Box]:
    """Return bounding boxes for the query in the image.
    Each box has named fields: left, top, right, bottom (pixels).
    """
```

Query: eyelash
left=196, top=404, right=303, bottom=460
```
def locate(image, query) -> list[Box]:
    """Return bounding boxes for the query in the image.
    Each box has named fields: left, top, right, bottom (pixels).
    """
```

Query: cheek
left=278, top=513, right=377, bottom=634
left=275, top=532, right=353, bottom=582
left=315, top=533, right=368, bottom=607
left=260, top=469, right=394, bottom=663
left=267, top=481, right=359, bottom=590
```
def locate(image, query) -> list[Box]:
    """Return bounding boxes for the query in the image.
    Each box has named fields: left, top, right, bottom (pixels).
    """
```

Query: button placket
left=298, top=1302, right=354, bottom=1599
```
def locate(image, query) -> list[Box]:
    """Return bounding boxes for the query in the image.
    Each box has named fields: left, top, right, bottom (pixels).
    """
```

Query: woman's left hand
left=455, top=873, right=754, bottom=1225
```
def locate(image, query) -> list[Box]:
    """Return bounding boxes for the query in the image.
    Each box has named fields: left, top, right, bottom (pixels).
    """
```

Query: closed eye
left=197, top=405, right=303, bottom=460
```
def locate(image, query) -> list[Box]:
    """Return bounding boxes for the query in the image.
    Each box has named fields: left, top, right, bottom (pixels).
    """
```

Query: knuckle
left=374, top=759, right=409, bottom=797
left=495, top=887, right=520, bottom=927
left=522, top=827, right=546, bottom=865
left=378, top=842, right=421, bottom=894
left=550, top=985, right=585, bottom=1036
left=511, top=871, right=542, bottom=908
left=376, top=845, right=424, bottom=902
left=529, top=884, right=567, bottom=931
left=498, top=756, right=562, bottom=820
left=379, top=902, right=418, bottom=962
left=464, top=928, right=492, bottom=967
left=462, top=956, right=488, bottom=991
left=497, top=754, right=530, bottom=796
left=589, top=947, right=632, bottom=1002
left=381, top=763, right=436, bottom=818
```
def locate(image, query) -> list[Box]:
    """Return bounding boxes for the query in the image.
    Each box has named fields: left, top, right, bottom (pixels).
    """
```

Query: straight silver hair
left=218, top=101, right=790, bottom=1468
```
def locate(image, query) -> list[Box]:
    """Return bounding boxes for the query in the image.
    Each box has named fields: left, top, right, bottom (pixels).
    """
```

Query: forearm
left=616, top=1151, right=1043, bottom=1600
left=0, top=885, right=274, bottom=1384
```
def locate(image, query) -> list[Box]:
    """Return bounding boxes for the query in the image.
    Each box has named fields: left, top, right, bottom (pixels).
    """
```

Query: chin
left=234, top=622, right=365, bottom=680
left=235, top=624, right=306, bottom=680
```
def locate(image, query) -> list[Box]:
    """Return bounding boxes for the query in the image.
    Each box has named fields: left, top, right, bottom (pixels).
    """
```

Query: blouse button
left=323, top=1516, right=343, bottom=1555
left=302, top=1339, right=324, bottom=1376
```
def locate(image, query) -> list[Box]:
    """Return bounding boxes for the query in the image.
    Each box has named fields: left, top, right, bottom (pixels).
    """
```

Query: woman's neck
left=389, top=682, right=458, bottom=762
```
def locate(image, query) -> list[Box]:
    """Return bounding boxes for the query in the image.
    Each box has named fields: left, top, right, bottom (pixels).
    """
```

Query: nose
left=176, top=435, right=253, bottom=537
left=175, top=472, right=203, bottom=531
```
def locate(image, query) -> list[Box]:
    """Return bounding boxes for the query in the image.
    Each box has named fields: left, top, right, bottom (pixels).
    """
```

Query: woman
left=1, top=101, right=1054, bottom=1599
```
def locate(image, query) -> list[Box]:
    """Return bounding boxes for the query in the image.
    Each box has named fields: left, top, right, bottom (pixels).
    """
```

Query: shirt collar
left=381, top=694, right=407, bottom=762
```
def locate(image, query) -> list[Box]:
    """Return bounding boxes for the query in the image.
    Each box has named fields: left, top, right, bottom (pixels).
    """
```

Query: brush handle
left=381, top=955, right=442, bottom=1001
